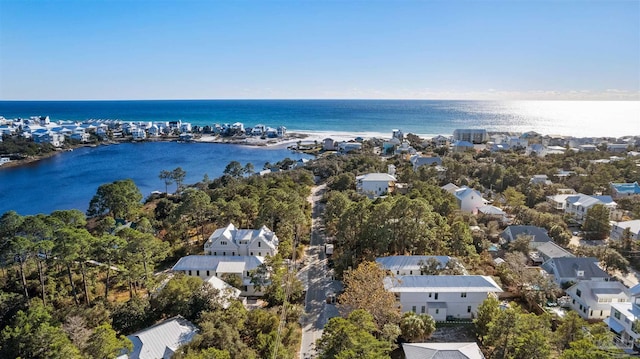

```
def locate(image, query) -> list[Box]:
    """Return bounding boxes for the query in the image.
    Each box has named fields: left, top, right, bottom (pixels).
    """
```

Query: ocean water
left=1, top=100, right=638, bottom=138
left=0, top=99, right=638, bottom=216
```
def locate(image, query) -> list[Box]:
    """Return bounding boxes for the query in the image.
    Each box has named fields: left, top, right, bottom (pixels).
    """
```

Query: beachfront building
left=565, top=280, right=629, bottom=320
left=384, top=275, right=502, bottom=321
left=322, top=138, right=337, bottom=151
left=453, top=129, right=488, bottom=144
left=610, top=220, right=640, bottom=241
left=430, top=135, right=450, bottom=148
left=356, top=173, right=397, bottom=198
left=610, top=182, right=640, bottom=199
left=204, top=223, right=278, bottom=257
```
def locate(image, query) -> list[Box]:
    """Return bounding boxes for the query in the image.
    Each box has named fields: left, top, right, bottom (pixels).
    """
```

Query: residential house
left=476, top=205, right=508, bottom=224
left=443, top=185, right=487, bottom=214
left=322, top=138, right=337, bottom=151
left=375, top=255, right=454, bottom=276
left=610, top=220, right=640, bottom=241
left=131, top=128, right=146, bottom=140
left=547, top=193, right=578, bottom=211
left=579, top=144, right=598, bottom=152
left=453, top=129, right=488, bottom=144
left=392, top=129, right=404, bottom=141
left=356, top=173, right=397, bottom=198
left=451, top=140, right=475, bottom=153
left=205, top=275, right=242, bottom=309
left=0, top=157, right=10, bottom=166
left=608, top=143, right=629, bottom=153
left=120, top=316, right=198, bottom=359
left=402, top=342, right=485, bottom=359
left=410, top=155, right=443, bottom=171
left=542, top=257, right=609, bottom=286
left=500, top=225, right=552, bottom=249
left=606, top=284, right=640, bottom=350
left=338, top=141, right=362, bottom=153
left=610, top=182, right=640, bottom=199
left=204, top=223, right=278, bottom=257
left=171, top=255, right=264, bottom=295
left=565, top=194, right=617, bottom=223
left=33, top=131, right=64, bottom=147
left=276, top=126, right=286, bottom=137
left=534, top=241, right=574, bottom=263
left=530, top=174, right=552, bottom=185
left=384, top=275, right=503, bottom=321
left=431, top=135, right=450, bottom=148
left=566, top=281, right=629, bottom=320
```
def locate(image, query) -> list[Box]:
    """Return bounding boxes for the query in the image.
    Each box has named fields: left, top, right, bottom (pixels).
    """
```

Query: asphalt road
left=298, top=184, right=341, bottom=359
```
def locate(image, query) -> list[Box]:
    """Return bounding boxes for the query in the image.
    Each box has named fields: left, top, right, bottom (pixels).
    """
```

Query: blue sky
left=0, top=0, right=638, bottom=100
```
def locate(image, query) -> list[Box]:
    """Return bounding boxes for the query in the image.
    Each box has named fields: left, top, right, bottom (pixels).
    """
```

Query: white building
left=384, top=275, right=502, bottom=321
left=403, top=342, right=485, bottom=359
left=121, top=316, right=198, bottom=359
left=565, top=194, right=617, bottom=223
left=356, top=173, right=397, bottom=198
left=441, top=184, right=487, bottom=214
left=204, top=223, right=278, bottom=257
left=171, top=255, right=264, bottom=295
left=541, top=257, right=610, bottom=286
left=606, top=284, right=640, bottom=350
left=376, top=255, right=454, bottom=276
left=610, top=220, right=640, bottom=241
left=453, top=129, right=488, bottom=144
left=565, top=281, right=629, bottom=320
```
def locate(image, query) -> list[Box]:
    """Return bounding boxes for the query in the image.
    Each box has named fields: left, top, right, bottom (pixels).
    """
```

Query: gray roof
left=568, top=281, right=629, bottom=305
left=126, top=316, right=198, bottom=359
left=171, top=255, right=264, bottom=272
left=543, top=257, right=609, bottom=281
left=403, top=342, right=485, bottom=359
left=375, top=255, right=451, bottom=272
left=501, top=225, right=552, bottom=243
left=384, top=275, right=502, bottom=293
left=356, top=173, right=397, bottom=182
left=412, top=156, right=443, bottom=168
left=535, top=241, right=574, bottom=260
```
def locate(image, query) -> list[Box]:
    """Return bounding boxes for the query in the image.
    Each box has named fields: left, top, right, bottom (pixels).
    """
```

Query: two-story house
left=375, top=255, right=456, bottom=276
left=607, top=284, right=640, bottom=350
left=204, top=223, right=278, bottom=257
left=541, top=257, right=610, bottom=286
left=441, top=184, right=488, bottom=214
left=610, top=220, right=640, bottom=241
left=500, top=225, right=552, bottom=249
left=565, top=194, right=617, bottom=223
left=383, top=275, right=502, bottom=321
left=356, top=173, right=397, bottom=199
left=565, top=281, right=629, bottom=320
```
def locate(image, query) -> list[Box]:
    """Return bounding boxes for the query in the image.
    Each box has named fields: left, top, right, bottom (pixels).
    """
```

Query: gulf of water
left=0, top=100, right=638, bottom=216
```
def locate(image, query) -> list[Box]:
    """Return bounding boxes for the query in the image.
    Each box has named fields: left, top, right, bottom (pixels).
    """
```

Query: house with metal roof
left=500, top=225, right=552, bottom=249
left=172, top=255, right=264, bottom=295
left=610, top=220, right=640, bottom=241
left=541, top=257, right=610, bottom=286
left=375, top=255, right=457, bottom=276
left=410, top=155, right=443, bottom=171
left=565, top=193, right=617, bottom=223
left=534, top=241, right=574, bottom=263
left=565, top=280, right=630, bottom=320
left=610, top=182, right=640, bottom=199
left=441, top=184, right=487, bottom=214
left=121, top=316, right=198, bottom=359
left=356, top=173, right=397, bottom=198
left=402, top=342, right=485, bottom=359
left=384, top=275, right=502, bottom=321
left=204, top=223, right=278, bottom=257
left=606, top=284, right=640, bottom=351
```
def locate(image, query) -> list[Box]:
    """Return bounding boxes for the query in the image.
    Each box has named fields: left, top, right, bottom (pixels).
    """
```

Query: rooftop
left=384, top=275, right=502, bottom=293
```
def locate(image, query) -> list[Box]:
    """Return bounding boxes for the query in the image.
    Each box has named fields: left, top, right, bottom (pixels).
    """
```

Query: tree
left=84, top=323, right=132, bottom=359
left=474, top=296, right=501, bottom=345
left=159, top=169, right=174, bottom=194
left=399, top=311, right=436, bottom=342
left=172, top=167, right=187, bottom=193
left=87, top=179, right=143, bottom=220
left=174, top=188, right=213, bottom=241
left=554, top=311, right=587, bottom=351
left=224, top=161, right=244, bottom=179
left=315, top=310, right=392, bottom=359
left=503, top=186, right=526, bottom=209
left=338, top=261, right=400, bottom=328
left=582, top=204, right=611, bottom=240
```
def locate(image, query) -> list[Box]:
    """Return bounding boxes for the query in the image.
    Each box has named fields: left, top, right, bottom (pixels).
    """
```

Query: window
left=258, top=252, right=261, bottom=256
left=576, top=289, right=582, bottom=297
left=258, top=242, right=261, bottom=247
left=614, top=310, right=621, bottom=320
left=412, top=306, right=416, bottom=313
left=428, top=293, right=432, bottom=298
left=590, top=310, right=593, bottom=317
left=189, top=270, right=192, bottom=275
left=223, top=252, right=226, bottom=256
left=213, top=252, right=217, bottom=255
left=220, top=241, right=227, bottom=245
left=421, top=306, right=425, bottom=313
left=250, top=252, right=254, bottom=256
left=409, top=270, right=413, bottom=275
left=207, top=270, right=210, bottom=276
left=435, top=309, right=439, bottom=314
left=232, top=252, right=235, bottom=256
left=196, top=270, right=200, bottom=276
left=435, top=293, right=439, bottom=300
left=467, top=306, right=472, bottom=313
left=461, top=292, right=467, bottom=298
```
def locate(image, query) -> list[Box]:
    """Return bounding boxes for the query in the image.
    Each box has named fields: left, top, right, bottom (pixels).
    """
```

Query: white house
left=541, top=257, right=610, bottom=286
left=121, top=316, right=198, bottom=359
left=410, top=155, right=443, bottom=171
left=171, top=255, right=264, bottom=295
left=442, top=185, right=487, bottom=214
left=565, top=194, right=617, bottom=223
left=375, top=255, right=455, bottom=276
left=384, top=275, right=502, bottom=321
left=451, top=140, right=475, bottom=153
left=530, top=175, right=552, bottom=185
left=356, top=173, right=397, bottom=198
left=453, top=129, right=488, bottom=144
left=131, top=128, right=146, bottom=140
left=204, top=223, right=278, bottom=257
left=606, top=284, right=640, bottom=350
left=0, top=157, right=10, bottom=166
left=565, top=281, right=629, bottom=320
left=610, top=220, right=640, bottom=241
left=402, top=342, right=485, bottom=359
left=476, top=205, right=507, bottom=224
left=431, top=135, right=450, bottom=148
